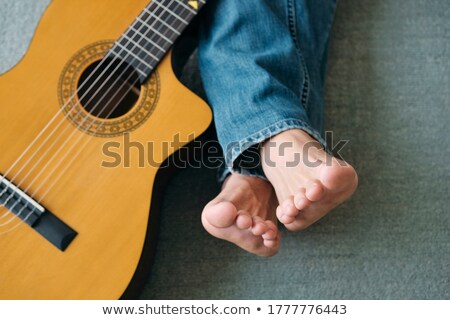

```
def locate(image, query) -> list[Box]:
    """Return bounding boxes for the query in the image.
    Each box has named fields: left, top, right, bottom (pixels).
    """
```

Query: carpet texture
left=0, top=0, right=448, bottom=299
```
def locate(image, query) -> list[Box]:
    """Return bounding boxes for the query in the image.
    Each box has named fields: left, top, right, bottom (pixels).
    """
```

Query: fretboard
left=108, top=0, right=206, bottom=83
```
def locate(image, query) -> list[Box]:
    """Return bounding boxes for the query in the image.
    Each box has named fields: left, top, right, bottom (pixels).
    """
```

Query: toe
left=264, top=239, right=279, bottom=249
left=262, top=229, right=276, bottom=240
left=236, top=212, right=252, bottom=229
left=277, top=209, right=296, bottom=224
left=265, top=220, right=278, bottom=233
left=262, top=221, right=278, bottom=240
left=276, top=206, right=284, bottom=221
left=278, top=196, right=300, bottom=224
left=201, top=173, right=281, bottom=257
left=276, top=201, right=297, bottom=225
left=305, top=181, right=325, bottom=202
left=294, top=188, right=311, bottom=210
left=263, top=221, right=280, bottom=249
left=251, top=217, right=269, bottom=236
left=281, top=196, right=299, bottom=216
left=202, top=201, right=238, bottom=228
left=281, top=216, right=296, bottom=224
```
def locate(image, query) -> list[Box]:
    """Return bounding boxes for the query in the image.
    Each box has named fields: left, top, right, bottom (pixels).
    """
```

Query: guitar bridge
left=0, top=174, right=77, bottom=251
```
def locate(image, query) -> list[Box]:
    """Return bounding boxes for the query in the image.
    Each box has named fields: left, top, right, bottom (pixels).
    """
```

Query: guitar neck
left=108, top=0, right=207, bottom=83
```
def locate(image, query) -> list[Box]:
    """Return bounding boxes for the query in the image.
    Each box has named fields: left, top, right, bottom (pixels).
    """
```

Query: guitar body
left=0, top=0, right=211, bottom=299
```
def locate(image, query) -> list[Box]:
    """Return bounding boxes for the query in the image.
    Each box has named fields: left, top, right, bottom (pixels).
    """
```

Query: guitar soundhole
left=77, top=58, right=141, bottom=119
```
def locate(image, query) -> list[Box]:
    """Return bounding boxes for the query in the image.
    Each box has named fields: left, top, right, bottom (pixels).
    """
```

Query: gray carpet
left=1, top=0, right=448, bottom=299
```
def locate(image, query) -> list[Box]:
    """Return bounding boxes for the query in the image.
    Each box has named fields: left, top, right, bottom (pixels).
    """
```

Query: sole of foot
left=201, top=173, right=280, bottom=256
left=261, top=129, right=358, bottom=231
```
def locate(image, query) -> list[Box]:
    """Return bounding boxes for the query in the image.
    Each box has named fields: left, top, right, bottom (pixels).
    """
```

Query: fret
left=122, top=33, right=165, bottom=55
left=139, top=0, right=185, bottom=38
left=175, top=0, right=197, bottom=14
left=132, top=19, right=174, bottom=45
left=142, top=7, right=181, bottom=36
left=123, top=25, right=168, bottom=54
left=107, top=0, right=208, bottom=83
left=126, top=21, right=173, bottom=62
left=114, top=42, right=154, bottom=70
left=119, top=34, right=162, bottom=60
left=145, top=36, right=167, bottom=53
left=158, top=17, right=180, bottom=36
left=153, top=0, right=189, bottom=25
left=140, top=3, right=182, bottom=30
left=114, top=36, right=158, bottom=64
left=138, top=9, right=180, bottom=35
left=112, top=43, right=153, bottom=77
left=135, top=68, right=148, bottom=79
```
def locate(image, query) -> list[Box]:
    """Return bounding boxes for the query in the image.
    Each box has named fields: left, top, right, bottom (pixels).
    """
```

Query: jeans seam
left=287, top=0, right=310, bottom=111
left=287, top=0, right=299, bottom=51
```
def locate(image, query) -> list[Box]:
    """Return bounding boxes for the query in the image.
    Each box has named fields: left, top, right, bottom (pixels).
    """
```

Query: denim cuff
left=217, top=118, right=329, bottom=182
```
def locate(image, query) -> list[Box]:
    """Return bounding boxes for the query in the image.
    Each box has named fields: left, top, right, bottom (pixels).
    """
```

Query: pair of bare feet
left=202, top=129, right=358, bottom=256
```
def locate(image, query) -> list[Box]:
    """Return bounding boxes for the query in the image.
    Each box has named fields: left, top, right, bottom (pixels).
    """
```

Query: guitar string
left=0, top=0, right=205, bottom=230
left=0, top=0, right=189, bottom=228
left=0, top=1, right=171, bottom=197
left=0, top=0, right=195, bottom=231
left=0, top=0, right=179, bottom=214
left=0, top=0, right=197, bottom=206
left=0, top=0, right=192, bottom=232
left=0, top=0, right=202, bottom=233
left=14, top=0, right=187, bottom=201
left=0, top=0, right=172, bottom=208
left=0, top=0, right=169, bottom=226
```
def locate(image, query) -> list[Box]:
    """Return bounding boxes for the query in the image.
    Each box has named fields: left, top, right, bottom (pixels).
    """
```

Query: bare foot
left=261, top=129, right=358, bottom=231
left=201, top=173, right=280, bottom=256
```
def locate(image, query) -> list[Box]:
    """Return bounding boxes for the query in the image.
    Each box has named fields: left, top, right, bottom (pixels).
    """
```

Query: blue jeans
left=198, top=0, right=337, bottom=181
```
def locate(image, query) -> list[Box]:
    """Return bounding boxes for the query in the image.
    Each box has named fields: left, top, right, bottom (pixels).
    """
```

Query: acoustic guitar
left=0, top=0, right=211, bottom=299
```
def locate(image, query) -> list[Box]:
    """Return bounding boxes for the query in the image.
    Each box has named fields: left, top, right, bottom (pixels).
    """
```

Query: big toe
left=202, top=201, right=238, bottom=228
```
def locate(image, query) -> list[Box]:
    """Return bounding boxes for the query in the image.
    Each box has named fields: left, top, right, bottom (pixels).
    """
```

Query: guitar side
left=0, top=0, right=211, bottom=299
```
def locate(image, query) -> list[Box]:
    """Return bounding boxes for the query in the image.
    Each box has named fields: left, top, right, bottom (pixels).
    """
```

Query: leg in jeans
left=198, top=0, right=358, bottom=256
